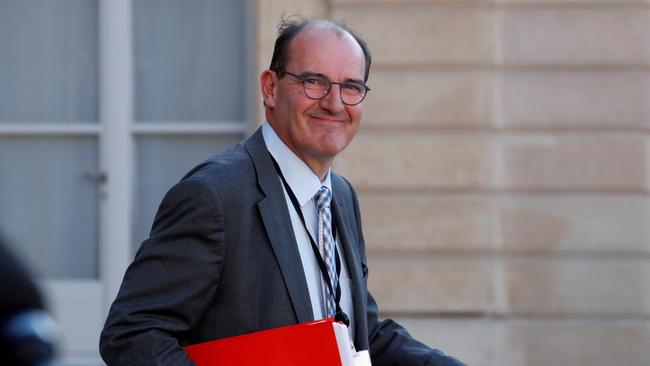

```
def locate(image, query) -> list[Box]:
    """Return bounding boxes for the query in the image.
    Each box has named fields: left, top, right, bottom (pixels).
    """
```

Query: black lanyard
left=270, top=155, right=350, bottom=326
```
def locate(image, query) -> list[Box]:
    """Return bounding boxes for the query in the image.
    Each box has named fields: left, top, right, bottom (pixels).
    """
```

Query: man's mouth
left=307, top=112, right=349, bottom=123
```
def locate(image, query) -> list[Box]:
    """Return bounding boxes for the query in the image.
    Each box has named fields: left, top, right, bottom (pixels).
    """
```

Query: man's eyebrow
left=345, top=78, right=365, bottom=85
left=299, top=71, right=326, bottom=78
left=300, top=71, right=365, bottom=84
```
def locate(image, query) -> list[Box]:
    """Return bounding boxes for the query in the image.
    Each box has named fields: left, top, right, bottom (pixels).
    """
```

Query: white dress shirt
left=262, top=122, right=355, bottom=337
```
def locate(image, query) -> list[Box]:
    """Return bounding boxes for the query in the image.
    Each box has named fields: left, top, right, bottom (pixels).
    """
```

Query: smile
left=308, top=115, right=348, bottom=123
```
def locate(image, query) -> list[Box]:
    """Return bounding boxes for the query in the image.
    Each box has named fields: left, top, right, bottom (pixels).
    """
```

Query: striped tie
left=314, top=186, right=336, bottom=318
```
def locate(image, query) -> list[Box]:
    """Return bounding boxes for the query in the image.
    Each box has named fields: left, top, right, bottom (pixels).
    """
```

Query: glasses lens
left=302, top=76, right=329, bottom=99
left=340, top=83, right=366, bottom=105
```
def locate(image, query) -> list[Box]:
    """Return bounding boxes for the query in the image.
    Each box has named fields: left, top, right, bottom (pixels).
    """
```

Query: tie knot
left=314, top=186, right=331, bottom=211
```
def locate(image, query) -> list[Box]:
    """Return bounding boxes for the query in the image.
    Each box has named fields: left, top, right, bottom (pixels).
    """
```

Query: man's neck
left=291, top=151, right=332, bottom=183
left=262, top=122, right=332, bottom=186
left=263, top=122, right=332, bottom=182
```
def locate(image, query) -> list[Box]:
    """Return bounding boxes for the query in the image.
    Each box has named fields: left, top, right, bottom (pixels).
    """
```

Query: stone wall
left=256, top=1, right=650, bottom=365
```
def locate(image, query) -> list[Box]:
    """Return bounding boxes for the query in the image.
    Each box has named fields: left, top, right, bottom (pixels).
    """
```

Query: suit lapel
left=245, top=129, right=314, bottom=324
left=331, top=180, right=369, bottom=350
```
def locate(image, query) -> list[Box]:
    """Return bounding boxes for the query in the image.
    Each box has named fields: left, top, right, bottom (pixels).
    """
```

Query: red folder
left=183, top=318, right=344, bottom=365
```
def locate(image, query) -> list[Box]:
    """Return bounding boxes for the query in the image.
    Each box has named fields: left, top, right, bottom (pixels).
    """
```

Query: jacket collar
left=244, top=128, right=314, bottom=323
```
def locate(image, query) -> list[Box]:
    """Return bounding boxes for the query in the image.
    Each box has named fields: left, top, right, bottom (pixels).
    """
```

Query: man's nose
left=319, top=84, right=345, bottom=113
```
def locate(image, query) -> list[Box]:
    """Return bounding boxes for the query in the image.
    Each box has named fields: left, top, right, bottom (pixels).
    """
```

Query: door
left=0, top=1, right=252, bottom=364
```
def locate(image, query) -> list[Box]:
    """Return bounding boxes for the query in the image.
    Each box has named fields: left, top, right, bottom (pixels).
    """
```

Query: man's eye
left=344, top=83, right=364, bottom=93
left=304, top=77, right=326, bottom=86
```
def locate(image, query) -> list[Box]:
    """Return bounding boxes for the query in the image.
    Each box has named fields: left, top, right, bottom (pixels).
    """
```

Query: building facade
left=0, top=0, right=648, bottom=365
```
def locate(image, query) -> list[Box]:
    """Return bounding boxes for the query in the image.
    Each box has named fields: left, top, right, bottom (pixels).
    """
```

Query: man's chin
left=317, top=138, right=353, bottom=158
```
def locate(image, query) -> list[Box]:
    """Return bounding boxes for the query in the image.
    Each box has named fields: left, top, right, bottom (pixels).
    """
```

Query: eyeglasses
left=272, top=68, right=370, bottom=106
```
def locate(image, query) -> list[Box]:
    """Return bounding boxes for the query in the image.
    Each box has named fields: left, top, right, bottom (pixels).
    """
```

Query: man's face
left=262, top=26, right=366, bottom=173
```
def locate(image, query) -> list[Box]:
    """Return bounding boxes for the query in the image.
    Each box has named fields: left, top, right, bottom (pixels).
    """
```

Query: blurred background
left=0, top=0, right=648, bottom=365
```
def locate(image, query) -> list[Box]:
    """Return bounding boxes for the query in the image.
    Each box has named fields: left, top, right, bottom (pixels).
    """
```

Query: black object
left=0, top=236, right=58, bottom=366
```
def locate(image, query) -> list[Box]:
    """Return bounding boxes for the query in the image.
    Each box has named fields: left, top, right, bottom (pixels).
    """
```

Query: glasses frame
left=272, top=68, right=370, bottom=106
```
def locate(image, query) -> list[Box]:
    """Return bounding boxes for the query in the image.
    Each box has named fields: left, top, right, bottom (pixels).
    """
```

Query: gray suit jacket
left=100, top=128, right=466, bottom=366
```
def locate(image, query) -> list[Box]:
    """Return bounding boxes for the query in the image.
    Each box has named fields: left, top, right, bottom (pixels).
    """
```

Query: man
left=100, top=19, right=466, bottom=366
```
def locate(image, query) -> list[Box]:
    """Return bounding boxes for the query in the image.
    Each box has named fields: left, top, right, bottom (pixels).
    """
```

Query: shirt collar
left=262, top=122, right=332, bottom=207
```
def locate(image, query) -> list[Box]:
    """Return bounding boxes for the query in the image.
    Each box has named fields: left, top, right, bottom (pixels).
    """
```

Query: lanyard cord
left=269, top=155, right=349, bottom=326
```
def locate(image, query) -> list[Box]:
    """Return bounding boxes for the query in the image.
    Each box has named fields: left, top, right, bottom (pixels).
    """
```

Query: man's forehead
left=287, top=26, right=365, bottom=77
left=292, top=23, right=358, bottom=51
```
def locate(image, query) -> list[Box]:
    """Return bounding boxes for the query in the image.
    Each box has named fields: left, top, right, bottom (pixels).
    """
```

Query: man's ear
left=260, top=70, right=276, bottom=108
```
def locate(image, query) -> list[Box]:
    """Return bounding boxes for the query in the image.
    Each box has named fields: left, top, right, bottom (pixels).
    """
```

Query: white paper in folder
left=333, top=322, right=372, bottom=366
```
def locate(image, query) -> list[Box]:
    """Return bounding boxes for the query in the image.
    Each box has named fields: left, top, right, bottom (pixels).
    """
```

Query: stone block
left=333, top=0, right=486, bottom=4
left=498, top=0, right=642, bottom=3
left=500, top=71, right=647, bottom=129
left=647, top=135, right=650, bottom=191
left=256, top=0, right=326, bottom=66
left=374, top=317, right=650, bottom=366
left=499, top=135, right=647, bottom=191
left=331, top=6, right=493, bottom=65
left=505, top=319, right=650, bottom=366
left=368, top=256, right=495, bottom=313
left=499, top=196, right=650, bottom=253
left=646, top=73, right=650, bottom=130
left=363, top=70, right=491, bottom=129
left=335, top=134, right=492, bottom=191
left=500, top=9, right=647, bottom=66
left=391, top=317, right=501, bottom=366
left=359, top=194, right=493, bottom=251
left=646, top=12, right=650, bottom=65
left=504, top=257, right=650, bottom=315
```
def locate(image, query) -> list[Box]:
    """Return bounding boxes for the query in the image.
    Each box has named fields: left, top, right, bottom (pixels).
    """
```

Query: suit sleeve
left=100, top=178, right=226, bottom=366
left=347, top=183, right=468, bottom=366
